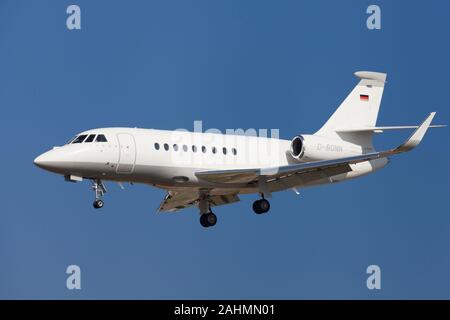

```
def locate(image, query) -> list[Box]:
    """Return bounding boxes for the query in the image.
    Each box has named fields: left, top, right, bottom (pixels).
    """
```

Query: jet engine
left=289, top=134, right=361, bottom=162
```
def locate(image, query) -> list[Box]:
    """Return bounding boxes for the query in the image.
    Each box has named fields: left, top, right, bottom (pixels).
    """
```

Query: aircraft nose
left=34, top=150, right=56, bottom=170
left=33, top=154, right=44, bottom=167
left=34, top=148, right=75, bottom=173
left=34, top=153, right=47, bottom=168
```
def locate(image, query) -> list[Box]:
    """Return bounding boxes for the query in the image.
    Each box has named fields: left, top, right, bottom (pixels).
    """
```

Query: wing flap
left=157, top=190, right=240, bottom=213
left=157, top=190, right=199, bottom=212
left=209, top=194, right=240, bottom=206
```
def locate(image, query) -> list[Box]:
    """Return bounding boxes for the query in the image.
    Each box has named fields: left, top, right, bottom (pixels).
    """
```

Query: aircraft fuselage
left=34, top=127, right=388, bottom=194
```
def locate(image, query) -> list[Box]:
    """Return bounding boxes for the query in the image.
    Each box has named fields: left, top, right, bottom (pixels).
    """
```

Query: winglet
left=392, top=112, right=436, bottom=153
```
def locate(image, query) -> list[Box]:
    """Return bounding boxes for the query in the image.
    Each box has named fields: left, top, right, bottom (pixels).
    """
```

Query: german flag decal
left=360, top=94, right=369, bottom=101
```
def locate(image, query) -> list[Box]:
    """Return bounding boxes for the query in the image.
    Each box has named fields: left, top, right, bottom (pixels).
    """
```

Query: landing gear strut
left=253, top=197, right=270, bottom=214
left=91, top=179, right=107, bottom=209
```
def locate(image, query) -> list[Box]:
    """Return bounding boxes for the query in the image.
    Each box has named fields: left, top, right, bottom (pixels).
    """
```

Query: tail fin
left=315, top=71, right=387, bottom=151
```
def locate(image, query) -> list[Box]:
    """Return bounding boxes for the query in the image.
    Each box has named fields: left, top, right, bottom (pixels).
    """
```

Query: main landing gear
left=200, top=212, right=217, bottom=228
left=198, top=194, right=271, bottom=228
left=91, top=179, right=107, bottom=209
left=198, top=197, right=217, bottom=228
left=253, top=197, right=270, bottom=214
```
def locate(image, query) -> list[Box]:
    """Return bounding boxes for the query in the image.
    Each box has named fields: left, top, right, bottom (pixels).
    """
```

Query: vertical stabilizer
left=315, top=71, right=387, bottom=150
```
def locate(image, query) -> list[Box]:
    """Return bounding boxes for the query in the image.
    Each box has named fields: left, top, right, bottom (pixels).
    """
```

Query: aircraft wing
left=157, top=189, right=240, bottom=212
left=196, top=112, right=436, bottom=187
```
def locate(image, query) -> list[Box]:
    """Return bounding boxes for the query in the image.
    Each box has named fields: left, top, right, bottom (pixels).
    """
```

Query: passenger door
left=116, top=133, right=136, bottom=174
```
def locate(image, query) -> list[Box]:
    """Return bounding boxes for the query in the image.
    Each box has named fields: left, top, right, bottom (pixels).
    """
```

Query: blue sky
left=0, top=0, right=449, bottom=299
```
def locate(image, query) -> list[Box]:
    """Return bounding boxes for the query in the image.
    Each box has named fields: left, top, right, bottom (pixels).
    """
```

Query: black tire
left=253, top=199, right=270, bottom=214
left=253, top=200, right=262, bottom=214
left=200, top=212, right=217, bottom=228
left=200, top=214, right=210, bottom=228
left=93, top=199, right=104, bottom=209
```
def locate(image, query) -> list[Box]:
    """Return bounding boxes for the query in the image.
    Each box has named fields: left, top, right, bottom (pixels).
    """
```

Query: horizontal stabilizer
left=336, top=124, right=446, bottom=133
left=354, top=71, right=387, bottom=82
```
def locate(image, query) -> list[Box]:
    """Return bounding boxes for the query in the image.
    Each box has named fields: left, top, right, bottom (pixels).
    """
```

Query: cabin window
left=96, top=134, right=108, bottom=142
left=183, top=145, right=188, bottom=152
left=154, top=143, right=160, bottom=150
left=173, top=144, right=179, bottom=151
left=202, top=146, right=207, bottom=153
left=85, top=134, right=96, bottom=143
left=192, top=145, right=197, bottom=152
left=164, top=143, right=169, bottom=151
left=223, top=147, right=227, bottom=155
left=212, top=147, right=217, bottom=154
left=232, top=148, right=237, bottom=155
left=72, top=135, right=87, bottom=144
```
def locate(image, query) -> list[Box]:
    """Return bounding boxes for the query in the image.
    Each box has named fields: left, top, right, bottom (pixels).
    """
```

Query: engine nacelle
left=290, top=134, right=361, bottom=162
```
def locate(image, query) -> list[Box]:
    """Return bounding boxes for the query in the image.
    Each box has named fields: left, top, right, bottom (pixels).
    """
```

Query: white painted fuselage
left=34, top=127, right=387, bottom=194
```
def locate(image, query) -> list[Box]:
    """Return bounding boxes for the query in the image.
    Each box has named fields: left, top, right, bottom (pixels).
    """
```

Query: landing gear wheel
left=200, top=212, right=217, bottom=228
left=200, top=214, right=209, bottom=227
left=253, top=199, right=270, bottom=214
left=206, top=212, right=217, bottom=227
left=93, top=199, right=104, bottom=209
left=91, top=179, right=107, bottom=209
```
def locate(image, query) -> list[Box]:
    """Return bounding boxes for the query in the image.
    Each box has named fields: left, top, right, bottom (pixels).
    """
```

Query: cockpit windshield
left=84, top=134, right=96, bottom=143
left=68, top=133, right=108, bottom=144
left=67, top=136, right=78, bottom=144
left=72, top=135, right=88, bottom=143
left=95, top=134, right=108, bottom=142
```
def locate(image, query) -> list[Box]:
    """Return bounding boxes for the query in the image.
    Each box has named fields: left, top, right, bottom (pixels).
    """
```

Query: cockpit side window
left=95, top=134, right=108, bottom=142
left=72, top=135, right=88, bottom=143
left=85, top=134, right=96, bottom=143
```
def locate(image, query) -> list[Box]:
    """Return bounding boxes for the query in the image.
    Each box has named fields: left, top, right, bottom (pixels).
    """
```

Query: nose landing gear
left=93, top=199, right=104, bottom=209
left=91, top=179, right=107, bottom=209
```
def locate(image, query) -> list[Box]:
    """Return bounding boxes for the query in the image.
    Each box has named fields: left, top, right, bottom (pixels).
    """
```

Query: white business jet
left=34, top=71, right=444, bottom=228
